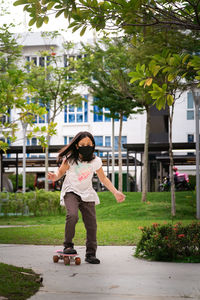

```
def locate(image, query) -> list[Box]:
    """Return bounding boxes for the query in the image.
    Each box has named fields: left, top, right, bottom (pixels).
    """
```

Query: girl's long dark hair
left=58, top=131, right=96, bottom=165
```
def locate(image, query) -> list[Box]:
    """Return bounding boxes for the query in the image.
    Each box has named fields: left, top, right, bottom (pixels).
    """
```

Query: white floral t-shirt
left=60, top=156, right=102, bottom=206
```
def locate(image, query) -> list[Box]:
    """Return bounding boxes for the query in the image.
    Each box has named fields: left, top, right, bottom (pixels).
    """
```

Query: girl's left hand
left=114, top=191, right=126, bottom=203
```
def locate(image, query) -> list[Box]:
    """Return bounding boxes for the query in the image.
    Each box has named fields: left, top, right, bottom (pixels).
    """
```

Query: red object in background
left=34, top=172, right=61, bottom=191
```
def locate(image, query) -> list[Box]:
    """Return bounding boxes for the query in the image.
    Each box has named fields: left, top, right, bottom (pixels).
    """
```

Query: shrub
left=188, top=175, right=196, bottom=190
left=0, top=190, right=64, bottom=216
left=8, top=174, right=35, bottom=191
left=135, top=222, right=200, bottom=262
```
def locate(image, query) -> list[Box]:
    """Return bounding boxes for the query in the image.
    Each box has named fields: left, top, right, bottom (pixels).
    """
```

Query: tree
left=127, top=20, right=200, bottom=204
left=26, top=43, right=83, bottom=190
left=151, top=52, right=200, bottom=218
left=14, top=0, right=200, bottom=32
left=77, top=36, right=143, bottom=191
left=129, top=50, right=194, bottom=215
left=0, top=24, right=46, bottom=152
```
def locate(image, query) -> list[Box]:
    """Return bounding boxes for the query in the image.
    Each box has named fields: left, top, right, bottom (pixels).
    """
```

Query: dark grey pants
left=64, top=192, right=97, bottom=257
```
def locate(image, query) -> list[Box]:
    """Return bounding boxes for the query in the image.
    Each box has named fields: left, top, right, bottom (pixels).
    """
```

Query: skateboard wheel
left=75, top=257, right=81, bottom=265
left=53, top=255, right=59, bottom=263
left=64, top=256, right=70, bottom=265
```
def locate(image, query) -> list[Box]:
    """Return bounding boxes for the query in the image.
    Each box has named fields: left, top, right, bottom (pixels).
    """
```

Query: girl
left=48, top=131, right=125, bottom=264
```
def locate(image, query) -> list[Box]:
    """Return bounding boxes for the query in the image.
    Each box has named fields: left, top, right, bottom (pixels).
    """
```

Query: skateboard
left=53, top=250, right=81, bottom=265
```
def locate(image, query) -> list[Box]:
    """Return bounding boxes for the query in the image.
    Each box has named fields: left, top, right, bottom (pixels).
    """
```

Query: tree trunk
left=45, top=134, right=50, bottom=191
left=142, top=106, right=150, bottom=202
left=169, top=104, right=176, bottom=216
left=118, top=113, right=123, bottom=192
left=111, top=117, right=115, bottom=186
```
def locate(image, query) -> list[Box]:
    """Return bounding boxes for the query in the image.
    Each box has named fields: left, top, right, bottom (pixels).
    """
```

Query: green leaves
left=128, top=47, right=200, bottom=110
left=28, top=18, right=36, bottom=26
left=80, top=26, right=87, bottom=36
left=13, top=0, right=200, bottom=34
left=36, top=17, right=44, bottom=28
left=13, top=0, right=29, bottom=6
left=149, top=82, right=174, bottom=110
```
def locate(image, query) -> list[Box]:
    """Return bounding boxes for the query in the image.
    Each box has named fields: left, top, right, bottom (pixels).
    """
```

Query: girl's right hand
left=114, top=191, right=126, bottom=203
left=48, top=172, right=57, bottom=181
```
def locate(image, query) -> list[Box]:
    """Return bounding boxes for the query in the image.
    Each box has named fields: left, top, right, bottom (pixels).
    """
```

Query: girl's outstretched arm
left=96, top=167, right=125, bottom=203
left=48, top=158, right=69, bottom=182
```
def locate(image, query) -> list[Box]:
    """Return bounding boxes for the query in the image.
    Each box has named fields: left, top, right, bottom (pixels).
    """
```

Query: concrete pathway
left=0, top=244, right=200, bottom=300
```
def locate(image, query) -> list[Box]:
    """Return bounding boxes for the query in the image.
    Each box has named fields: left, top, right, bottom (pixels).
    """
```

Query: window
left=25, top=56, right=51, bottom=68
left=64, top=96, right=88, bottom=123
left=123, top=116, right=127, bottom=121
left=93, top=99, right=112, bottom=122
left=27, top=137, right=37, bottom=146
left=94, top=136, right=103, bottom=146
left=114, top=136, right=127, bottom=151
left=114, top=114, right=127, bottom=122
left=187, top=92, right=194, bottom=120
left=84, top=100, right=88, bottom=122
left=104, top=107, right=111, bottom=122
left=187, top=111, right=194, bottom=120
left=31, top=57, right=37, bottom=65
left=0, top=108, right=11, bottom=124
left=105, top=136, right=111, bottom=147
left=26, top=97, right=49, bottom=123
left=93, top=99, right=127, bottom=122
left=63, top=54, right=83, bottom=68
left=64, top=136, right=74, bottom=145
left=187, top=92, right=200, bottom=120
left=64, top=55, right=68, bottom=68
left=187, top=92, right=194, bottom=109
left=25, top=56, right=30, bottom=71
left=188, top=134, right=194, bottom=143
left=94, top=136, right=103, bottom=156
left=39, top=56, right=45, bottom=67
left=27, top=138, right=37, bottom=158
left=93, top=97, right=103, bottom=122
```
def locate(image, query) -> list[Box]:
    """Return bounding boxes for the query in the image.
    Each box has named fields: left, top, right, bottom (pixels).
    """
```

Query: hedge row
left=135, top=222, right=200, bottom=262
left=0, top=190, right=65, bottom=216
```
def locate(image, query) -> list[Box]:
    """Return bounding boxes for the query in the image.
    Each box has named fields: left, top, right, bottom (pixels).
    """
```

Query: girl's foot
left=63, top=247, right=77, bottom=254
left=85, top=255, right=100, bottom=264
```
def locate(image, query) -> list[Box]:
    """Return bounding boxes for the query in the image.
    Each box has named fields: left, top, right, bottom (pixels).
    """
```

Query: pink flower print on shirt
left=74, top=163, right=93, bottom=182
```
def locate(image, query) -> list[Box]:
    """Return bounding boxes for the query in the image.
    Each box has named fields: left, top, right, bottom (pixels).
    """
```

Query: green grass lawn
left=0, top=263, right=41, bottom=300
left=0, top=191, right=197, bottom=245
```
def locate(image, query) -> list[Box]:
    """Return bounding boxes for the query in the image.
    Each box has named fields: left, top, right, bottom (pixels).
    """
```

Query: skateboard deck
left=53, top=250, right=81, bottom=265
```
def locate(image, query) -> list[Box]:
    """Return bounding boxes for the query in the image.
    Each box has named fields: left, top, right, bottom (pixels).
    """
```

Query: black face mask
left=78, top=145, right=94, bottom=161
